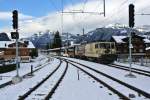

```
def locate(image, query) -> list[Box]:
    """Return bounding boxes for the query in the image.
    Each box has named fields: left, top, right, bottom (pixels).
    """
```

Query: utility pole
left=67, top=32, right=69, bottom=55
left=129, top=30, right=133, bottom=75
left=61, top=0, right=63, bottom=56
left=83, top=28, right=85, bottom=35
left=104, top=0, right=105, bottom=17
left=16, top=29, right=19, bottom=77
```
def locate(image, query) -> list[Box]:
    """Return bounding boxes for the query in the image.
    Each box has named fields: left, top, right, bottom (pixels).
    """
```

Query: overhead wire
left=60, top=0, right=130, bottom=34
left=70, top=0, right=103, bottom=34
left=61, top=0, right=64, bottom=34
left=83, top=0, right=88, bottom=11
left=75, top=0, right=129, bottom=32
left=62, top=0, right=82, bottom=33
left=63, top=0, right=87, bottom=32
left=70, top=0, right=90, bottom=33
left=99, top=0, right=129, bottom=26
left=49, top=0, right=129, bottom=34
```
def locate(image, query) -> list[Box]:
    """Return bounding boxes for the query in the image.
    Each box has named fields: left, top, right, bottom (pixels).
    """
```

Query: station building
left=0, top=41, right=35, bottom=62
left=112, top=33, right=150, bottom=61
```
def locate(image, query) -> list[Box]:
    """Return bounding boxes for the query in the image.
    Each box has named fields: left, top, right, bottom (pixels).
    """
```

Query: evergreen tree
left=46, top=43, right=50, bottom=49
left=29, top=49, right=38, bottom=58
left=52, top=31, right=62, bottom=48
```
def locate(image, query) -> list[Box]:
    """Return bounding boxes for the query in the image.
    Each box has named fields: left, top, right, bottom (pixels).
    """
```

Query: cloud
left=1, top=0, right=150, bottom=38
left=0, top=12, right=34, bottom=20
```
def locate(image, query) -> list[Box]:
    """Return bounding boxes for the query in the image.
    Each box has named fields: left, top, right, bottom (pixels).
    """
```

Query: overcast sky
left=0, top=0, right=150, bottom=38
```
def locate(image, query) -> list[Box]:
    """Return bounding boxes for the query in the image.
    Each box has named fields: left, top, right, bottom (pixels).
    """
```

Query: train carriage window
left=95, top=44, right=99, bottom=49
left=105, top=44, right=110, bottom=48
left=100, top=43, right=105, bottom=48
left=99, top=44, right=101, bottom=48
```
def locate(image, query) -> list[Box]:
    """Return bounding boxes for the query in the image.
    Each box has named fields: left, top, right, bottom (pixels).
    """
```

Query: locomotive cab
left=85, top=42, right=117, bottom=64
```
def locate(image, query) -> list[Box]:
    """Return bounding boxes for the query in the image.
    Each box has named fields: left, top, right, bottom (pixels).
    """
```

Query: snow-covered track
left=0, top=62, right=50, bottom=89
left=18, top=61, right=62, bottom=100
left=108, top=64, right=150, bottom=77
left=44, top=62, right=68, bottom=100
left=18, top=60, right=68, bottom=100
left=61, top=58, right=150, bottom=99
left=56, top=58, right=129, bottom=100
left=0, top=81, right=12, bottom=89
left=68, top=62, right=130, bottom=100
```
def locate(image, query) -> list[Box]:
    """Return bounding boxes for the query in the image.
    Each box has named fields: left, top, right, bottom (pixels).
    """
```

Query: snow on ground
left=26, top=61, right=67, bottom=100
left=0, top=58, right=60, bottom=100
left=1, top=55, right=150, bottom=100
left=64, top=58, right=150, bottom=95
left=114, top=61, right=150, bottom=72
left=70, top=62, right=147, bottom=100
left=0, top=55, right=48, bottom=84
left=51, top=63, right=119, bottom=100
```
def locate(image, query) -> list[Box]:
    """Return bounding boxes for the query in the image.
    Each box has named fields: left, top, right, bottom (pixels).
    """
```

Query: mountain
left=28, top=32, right=53, bottom=49
left=26, top=26, right=145, bottom=48
left=61, top=33, right=78, bottom=46
left=0, top=32, right=11, bottom=41
left=27, top=32, right=78, bottom=49
left=75, top=27, right=142, bottom=43
left=136, top=25, right=150, bottom=32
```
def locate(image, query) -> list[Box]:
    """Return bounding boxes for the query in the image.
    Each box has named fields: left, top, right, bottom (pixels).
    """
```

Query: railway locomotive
left=74, top=42, right=117, bottom=64
left=47, top=41, right=117, bottom=64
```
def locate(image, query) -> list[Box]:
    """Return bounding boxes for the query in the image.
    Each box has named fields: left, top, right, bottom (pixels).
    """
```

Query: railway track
left=44, top=62, right=68, bottom=100
left=108, top=64, right=150, bottom=77
left=60, top=58, right=150, bottom=99
left=18, top=61, right=68, bottom=100
left=0, top=59, right=51, bottom=89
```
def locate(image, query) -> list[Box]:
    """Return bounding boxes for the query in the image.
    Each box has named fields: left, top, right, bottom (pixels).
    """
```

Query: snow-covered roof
left=71, top=43, right=80, bottom=46
left=0, top=41, right=14, bottom=48
left=146, top=47, right=150, bottom=51
left=27, top=41, right=35, bottom=49
left=113, top=36, right=150, bottom=44
left=144, top=39, right=150, bottom=43
left=112, top=36, right=126, bottom=43
left=0, top=41, right=35, bottom=49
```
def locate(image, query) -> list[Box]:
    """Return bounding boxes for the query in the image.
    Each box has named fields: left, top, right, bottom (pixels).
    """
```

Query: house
left=0, top=40, right=35, bottom=62
left=112, top=33, right=150, bottom=61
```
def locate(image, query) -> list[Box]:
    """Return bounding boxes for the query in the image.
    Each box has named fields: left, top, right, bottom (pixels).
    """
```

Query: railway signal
left=11, top=10, right=22, bottom=84
left=125, top=4, right=136, bottom=78
left=12, top=10, right=18, bottom=29
left=129, top=4, right=135, bottom=28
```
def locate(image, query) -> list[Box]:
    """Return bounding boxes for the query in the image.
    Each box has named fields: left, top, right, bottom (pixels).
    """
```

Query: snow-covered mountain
left=0, top=32, right=11, bottom=41
left=75, top=27, right=142, bottom=43
left=26, top=26, right=148, bottom=48
left=27, top=31, right=54, bottom=49
left=27, top=31, right=78, bottom=49
left=136, top=25, right=150, bottom=32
